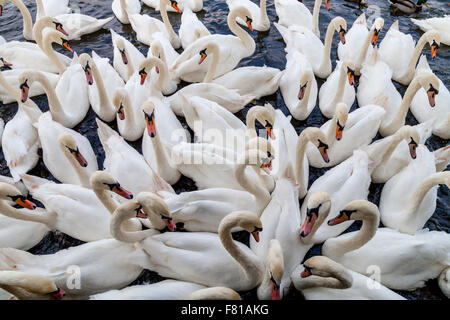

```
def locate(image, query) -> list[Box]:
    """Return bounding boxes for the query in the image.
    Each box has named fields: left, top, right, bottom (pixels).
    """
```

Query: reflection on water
left=0, top=0, right=448, bottom=300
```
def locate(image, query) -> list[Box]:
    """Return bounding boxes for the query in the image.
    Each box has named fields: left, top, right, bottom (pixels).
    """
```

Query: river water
left=0, top=0, right=448, bottom=300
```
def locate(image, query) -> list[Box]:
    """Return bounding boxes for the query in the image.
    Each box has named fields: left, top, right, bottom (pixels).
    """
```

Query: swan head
left=33, top=16, right=69, bottom=38
left=138, top=57, right=163, bottom=86
left=150, top=40, right=164, bottom=72
left=58, top=133, right=88, bottom=168
left=241, top=146, right=274, bottom=176
left=114, top=38, right=129, bottom=66
left=327, top=200, right=380, bottom=227
left=169, top=0, right=182, bottom=13
left=197, top=41, right=220, bottom=65
left=300, top=127, right=330, bottom=163
left=370, top=17, right=384, bottom=46
left=141, top=100, right=157, bottom=138
left=424, top=31, right=440, bottom=59
left=247, top=137, right=274, bottom=162
left=334, top=103, right=348, bottom=141
left=0, top=57, right=12, bottom=69
left=266, top=239, right=284, bottom=300
left=78, top=53, right=94, bottom=85
left=229, top=6, right=254, bottom=31
left=89, top=171, right=133, bottom=200
left=112, top=88, right=129, bottom=121
left=136, top=192, right=175, bottom=232
left=298, top=69, right=314, bottom=100
left=330, top=17, right=347, bottom=45
left=42, top=28, right=72, bottom=53
left=299, top=192, right=331, bottom=242
left=414, top=73, right=440, bottom=107
left=246, top=105, right=276, bottom=139
left=341, top=61, right=356, bottom=86
left=189, top=287, right=241, bottom=300
left=396, top=126, right=420, bottom=159
left=298, top=256, right=353, bottom=289
left=17, top=70, right=44, bottom=103
left=219, top=211, right=262, bottom=242
left=113, top=201, right=149, bottom=224
left=0, top=182, right=36, bottom=210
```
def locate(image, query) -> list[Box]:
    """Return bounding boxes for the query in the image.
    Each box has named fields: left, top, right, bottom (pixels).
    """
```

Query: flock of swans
left=0, top=0, right=448, bottom=300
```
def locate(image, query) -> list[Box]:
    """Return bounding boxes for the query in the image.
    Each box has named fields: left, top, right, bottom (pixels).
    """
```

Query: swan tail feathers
left=20, top=174, right=53, bottom=192
left=354, top=13, right=366, bottom=26
left=96, top=118, right=118, bottom=144
left=416, top=54, right=431, bottom=72
left=434, top=145, right=450, bottom=172
left=389, top=20, right=399, bottom=31
left=273, top=22, right=290, bottom=45
left=98, top=16, right=114, bottom=27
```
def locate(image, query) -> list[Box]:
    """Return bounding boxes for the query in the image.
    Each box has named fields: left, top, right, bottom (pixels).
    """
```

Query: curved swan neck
left=296, top=73, right=314, bottom=114
left=32, top=73, right=65, bottom=116
left=318, top=21, right=334, bottom=77
left=203, top=44, right=220, bottom=83
left=10, top=0, right=33, bottom=40
left=409, top=172, right=449, bottom=213
left=311, top=0, right=322, bottom=37
left=119, top=0, right=129, bottom=22
left=296, top=263, right=352, bottom=290
left=159, top=0, right=178, bottom=45
left=234, top=162, right=270, bottom=206
left=330, top=206, right=379, bottom=256
left=111, top=207, right=155, bottom=243
left=89, top=57, right=114, bottom=114
left=0, top=200, right=54, bottom=226
left=42, top=34, right=67, bottom=74
left=405, top=34, right=430, bottom=82
left=121, top=93, right=137, bottom=128
left=219, top=217, right=262, bottom=283
left=94, top=188, right=117, bottom=214
left=383, top=78, right=421, bottom=135
left=59, top=143, right=91, bottom=188
left=227, top=9, right=255, bottom=54
left=331, top=63, right=348, bottom=108
left=326, top=116, right=338, bottom=148
left=295, top=133, right=310, bottom=196
left=379, top=132, right=404, bottom=165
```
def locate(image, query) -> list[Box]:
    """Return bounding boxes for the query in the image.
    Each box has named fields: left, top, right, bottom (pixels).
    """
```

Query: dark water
left=0, top=0, right=449, bottom=300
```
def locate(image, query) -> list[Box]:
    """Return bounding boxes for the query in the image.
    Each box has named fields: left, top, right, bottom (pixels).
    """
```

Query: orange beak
left=137, top=208, right=148, bottom=219
left=409, top=140, right=417, bottom=159
left=260, top=160, right=272, bottom=175
left=271, top=281, right=281, bottom=300
left=339, top=28, right=346, bottom=44
left=327, top=211, right=350, bottom=226
left=325, top=0, right=330, bottom=10
left=246, top=17, right=253, bottom=31
left=252, top=231, right=260, bottom=242
left=318, top=145, right=329, bottom=163
left=431, top=43, right=439, bottom=59
left=265, top=125, right=275, bottom=140
left=84, top=64, right=93, bottom=85
left=120, top=49, right=128, bottom=65
left=145, top=111, right=156, bottom=137
left=171, top=1, right=182, bottom=13
left=49, top=288, right=65, bottom=300
left=427, top=88, right=437, bottom=107
left=298, top=82, right=307, bottom=100
left=69, top=148, right=88, bottom=167
left=139, top=69, right=147, bottom=85
left=301, top=267, right=312, bottom=278
left=347, top=69, right=355, bottom=86
left=14, top=197, right=37, bottom=210
left=55, top=23, right=69, bottom=36
left=162, top=216, right=176, bottom=231
left=1, top=58, right=13, bottom=68
left=112, top=185, right=133, bottom=199
left=371, top=29, right=380, bottom=46
left=299, top=208, right=318, bottom=238
left=62, top=39, right=72, bottom=53
left=199, top=51, right=207, bottom=65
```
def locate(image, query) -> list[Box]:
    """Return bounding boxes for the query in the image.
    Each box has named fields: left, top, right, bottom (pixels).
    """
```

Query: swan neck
left=111, top=209, right=154, bottom=243
left=380, top=133, right=404, bottom=165
left=94, top=189, right=117, bottom=214
left=42, top=36, right=67, bottom=74
left=203, top=45, right=220, bottom=83
left=120, top=0, right=129, bottom=22
left=159, top=0, right=177, bottom=43
left=295, top=74, right=313, bottom=115
left=90, top=58, right=114, bottom=114
left=60, top=143, right=91, bottom=188
left=405, top=35, right=428, bottom=82
left=356, top=30, right=373, bottom=71
left=35, top=74, right=65, bottom=117
left=227, top=10, right=255, bottom=54
left=295, top=134, right=309, bottom=194
left=312, top=0, right=322, bottom=37
left=234, top=163, right=270, bottom=206
left=11, top=0, right=33, bottom=40
left=333, top=64, right=347, bottom=107
left=318, top=22, right=334, bottom=76
left=0, top=200, right=54, bottom=226
left=409, top=173, right=446, bottom=213
left=296, top=265, right=352, bottom=290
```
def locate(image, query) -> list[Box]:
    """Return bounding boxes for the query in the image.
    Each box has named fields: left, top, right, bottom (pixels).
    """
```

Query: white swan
left=363, top=125, right=422, bottom=183
left=141, top=99, right=189, bottom=185
left=91, top=281, right=240, bottom=300
left=111, top=206, right=267, bottom=291
left=17, top=169, right=142, bottom=242
left=411, top=55, right=450, bottom=139
left=227, top=0, right=269, bottom=32
left=144, top=0, right=203, bottom=12
left=129, top=0, right=181, bottom=48
left=170, top=6, right=255, bottom=82
left=322, top=200, right=450, bottom=292
left=0, top=70, right=41, bottom=181
left=300, top=150, right=371, bottom=243
left=379, top=21, right=440, bottom=85
left=18, top=57, right=90, bottom=128
left=35, top=0, right=113, bottom=40
left=0, top=23, right=72, bottom=74
left=96, top=118, right=175, bottom=196
left=280, top=49, right=317, bottom=121
left=212, top=66, right=283, bottom=100
left=78, top=52, right=125, bottom=122
left=0, top=238, right=153, bottom=298
left=337, top=14, right=384, bottom=75
left=379, top=146, right=450, bottom=235
left=411, top=16, right=450, bottom=46
left=291, top=256, right=405, bottom=300
left=318, top=60, right=355, bottom=118
left=275, top=16, right=347, bottom=78
left=31, top=114, right=98, bottom=187
left=179, top=7, right=210, bottom=49
left=0, top=271, right=66, bottom=300
left=140, top=51, right=179, bottom=96
left=275, top=0, right=329, bottom=37
left=110, top=29, right=145, bottom=82
left=0, top=182, right=50, bottom=250
left=163, top=148, right=272, bottom=233
left=112, top=0, right=141, bottom=24
left=357, top=48, right=440, bottom=137
left=306, top=103, right=386, bottom=168
left=36, top=0, right=70, bottom=19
